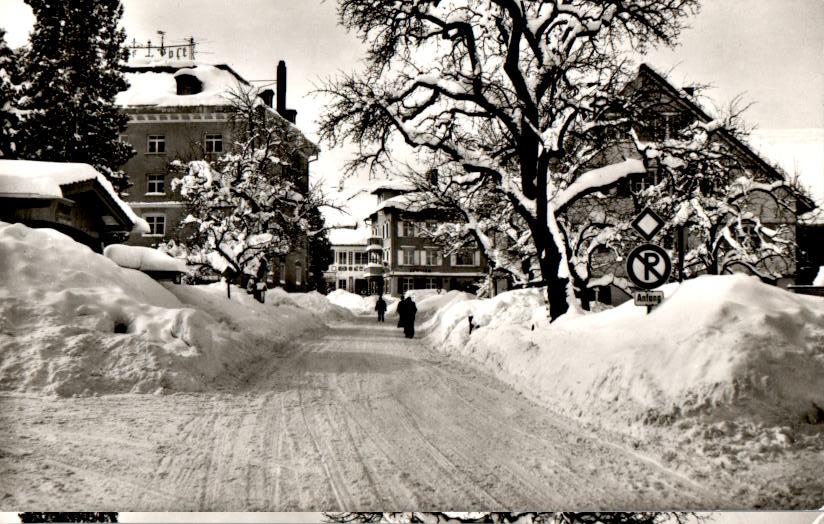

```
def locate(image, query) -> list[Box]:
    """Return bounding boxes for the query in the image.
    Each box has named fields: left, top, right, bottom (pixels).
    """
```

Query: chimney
left=276, top=60, right=287, bottom=113
left=276, top=60, right=297, bottom=123
left=258, top=88, right=274, bottom=108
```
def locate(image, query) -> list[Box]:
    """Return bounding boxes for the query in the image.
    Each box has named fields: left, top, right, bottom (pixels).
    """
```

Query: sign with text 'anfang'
left=633, top=290, right=664, bottom=306
left=626, top=243, right=671, bottom=289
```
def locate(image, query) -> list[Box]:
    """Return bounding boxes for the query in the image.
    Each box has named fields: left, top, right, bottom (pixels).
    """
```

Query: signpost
left=627, top=208, right=670, bottom=313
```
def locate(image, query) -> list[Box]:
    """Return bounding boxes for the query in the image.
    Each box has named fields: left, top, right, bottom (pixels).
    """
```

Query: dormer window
left=175, top=73, right=202, bottom=95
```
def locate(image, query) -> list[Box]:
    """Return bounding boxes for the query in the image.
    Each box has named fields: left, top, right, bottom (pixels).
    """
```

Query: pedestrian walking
left=403, top=296, right=417, bottom=339
left=397, top=295, right=407, bottom=328
left=375, top=295, right=387, bottom=322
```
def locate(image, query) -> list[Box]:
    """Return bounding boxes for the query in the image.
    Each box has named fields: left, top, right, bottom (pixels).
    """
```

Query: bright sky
left=1, top=0, right=822, bottom=191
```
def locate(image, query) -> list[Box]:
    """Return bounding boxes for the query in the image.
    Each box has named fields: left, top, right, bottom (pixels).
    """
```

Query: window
left=425, top=277, right=439, bottom=290
left=204, top=134, right=223, bottom=154
left=147, top=135, right=165, bottom=153
left=734, top=221, right=760, bottom=247
left=425, top=249, right=439, bottom=266
left=280, top=262, right=286, bottom=284
left=144, top=214, right=165, bottom=236
left=295, top=264, right=302, bottom=286
left=403, top=248, right=415, bottom=266
left=401, top=277, right=414, bottom=294
left=146, top=174, right=165, bottom=195
left=454, top=250, right=475, bottom=266
left=398, top=220, right=416, bottom=237
left=354, top=252, right=368, bottom=265
left=338, top=279, right=347, bottom=290
left=337, top=251, right=347, bottom=265
left=631, top=172, right=658, bottom=193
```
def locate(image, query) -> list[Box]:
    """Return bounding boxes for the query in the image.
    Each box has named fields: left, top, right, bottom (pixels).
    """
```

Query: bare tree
left=318, top=0, right=700, bottom=320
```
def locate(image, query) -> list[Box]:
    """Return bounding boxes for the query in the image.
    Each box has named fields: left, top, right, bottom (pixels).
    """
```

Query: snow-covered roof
left=800, top=207, right=824, bottom=225
left=371, top=191, right=435, bottom=215
left=104, top=244, right=189, bottom=274
left=116, top=63, right=248, bottom=107
left=328, top=226, right=370, bottom=246
left=369, top=179, right=416, bottom=194
left=0, top=160, right=146, bottom=232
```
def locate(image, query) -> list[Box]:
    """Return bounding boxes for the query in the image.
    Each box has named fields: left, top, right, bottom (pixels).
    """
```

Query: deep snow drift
left=0, top=221, right=348, bottom=396
left=419, top=278, right=824, bottom=457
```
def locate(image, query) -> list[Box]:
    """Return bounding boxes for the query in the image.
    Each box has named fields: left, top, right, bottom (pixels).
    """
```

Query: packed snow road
left=2, top=315, right=724, bottom=510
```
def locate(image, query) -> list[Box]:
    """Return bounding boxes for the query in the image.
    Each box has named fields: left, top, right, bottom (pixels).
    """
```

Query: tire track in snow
left=296, top=384, right=349, bottom=509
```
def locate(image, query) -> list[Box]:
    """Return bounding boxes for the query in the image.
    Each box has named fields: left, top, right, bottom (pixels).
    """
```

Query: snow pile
left=326, top=289, right=400, bottom=316
left=268, top=288, right=354, bottom=322
left=0, top=222, right=329, bottom=396
left=405, top=289, right=476, bottom=321
left=104, top=244, right=188, bottom=274
left=163, top=284, right=337, bottom=345
left=426, top=276, right=824, bottom=431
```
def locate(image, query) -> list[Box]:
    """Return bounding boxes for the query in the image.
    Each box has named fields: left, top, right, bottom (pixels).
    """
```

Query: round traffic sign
left=626, top=244, right=671, bottom=289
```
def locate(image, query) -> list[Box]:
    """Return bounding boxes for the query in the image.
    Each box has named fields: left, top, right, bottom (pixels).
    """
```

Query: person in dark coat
left=403, top=296, right=417, bottom=339
left=375, top=295, right=387, bottom=322
left=397, top=296, right=408, bottom=328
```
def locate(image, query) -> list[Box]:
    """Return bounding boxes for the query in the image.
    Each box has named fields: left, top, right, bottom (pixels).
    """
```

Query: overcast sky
left=1, top=0, right=822, bottom=190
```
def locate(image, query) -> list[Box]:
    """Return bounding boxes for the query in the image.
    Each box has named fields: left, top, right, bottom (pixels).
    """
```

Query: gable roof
left=636, top=63, right=786, bottom=182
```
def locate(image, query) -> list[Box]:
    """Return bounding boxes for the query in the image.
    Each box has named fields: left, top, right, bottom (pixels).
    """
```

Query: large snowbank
left=425, top=276, right=824, bottom=432
left=0, top=222, right=340, bottom=396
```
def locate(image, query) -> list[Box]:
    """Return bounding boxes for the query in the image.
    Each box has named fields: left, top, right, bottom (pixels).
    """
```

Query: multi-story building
left=325, top=226, right=370, bottom=294
left=569, top=64, right=815, bottom=304
left=368, top=181, right=488, bottom=296
left=323, top=180, right=489, bottom=297
left=115, top=54, right=318, bottom=290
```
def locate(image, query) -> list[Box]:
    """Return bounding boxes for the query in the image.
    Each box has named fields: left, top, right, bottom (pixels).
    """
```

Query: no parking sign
left=626, top=243, right=671, bottom=290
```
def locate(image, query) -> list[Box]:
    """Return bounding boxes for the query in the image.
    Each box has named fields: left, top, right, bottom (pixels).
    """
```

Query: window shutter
left=397, top=250, right=403, bottom=266
left=474, top=250, right=481, bottom=266
left=450, top=253, right=457, bottom=266
left=413, top=250, right=420, bottom=265
left=436, top=252, right=443, bottom=266
left=397, top=221, right=403, bottom=237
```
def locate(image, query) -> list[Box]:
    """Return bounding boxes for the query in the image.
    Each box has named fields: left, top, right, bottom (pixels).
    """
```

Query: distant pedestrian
left=403, top=296, right=417, bottom=339
left=375, top=295, right=387, bottom=322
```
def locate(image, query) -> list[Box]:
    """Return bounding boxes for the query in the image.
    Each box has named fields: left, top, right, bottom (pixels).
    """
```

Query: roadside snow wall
left=0, top=222, right=331, bottom=396
left=423, top=277, right=824, bottom=429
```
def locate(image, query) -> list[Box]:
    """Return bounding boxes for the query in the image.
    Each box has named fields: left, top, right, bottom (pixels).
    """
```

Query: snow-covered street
left=2, top=314, right=731, bottom=510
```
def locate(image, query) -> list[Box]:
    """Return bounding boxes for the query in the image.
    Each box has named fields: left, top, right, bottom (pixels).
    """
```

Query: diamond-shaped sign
left=631, top=207, right=665, bottom=241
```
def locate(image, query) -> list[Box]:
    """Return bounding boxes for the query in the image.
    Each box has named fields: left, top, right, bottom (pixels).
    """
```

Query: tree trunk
left=539, top=238, right=571, bottom=322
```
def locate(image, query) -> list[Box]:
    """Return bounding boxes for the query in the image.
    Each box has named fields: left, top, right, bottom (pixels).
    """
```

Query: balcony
left=366, top=237, right=383, bottom=251
left=363, top=263, right=386, bottom=277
